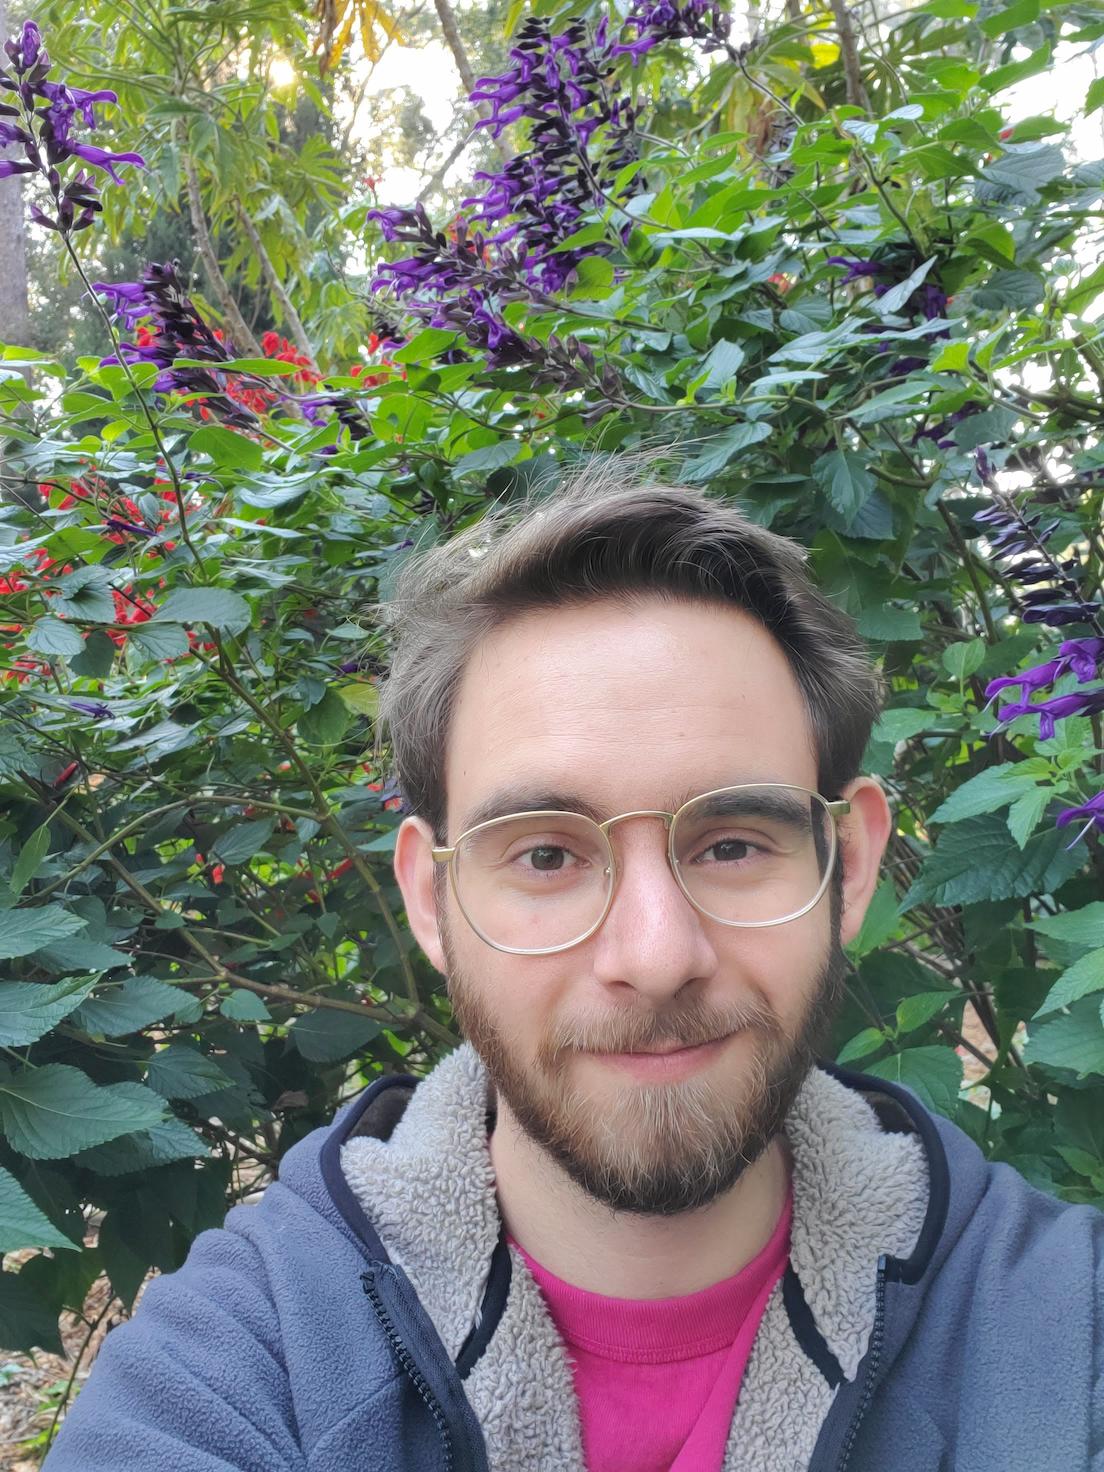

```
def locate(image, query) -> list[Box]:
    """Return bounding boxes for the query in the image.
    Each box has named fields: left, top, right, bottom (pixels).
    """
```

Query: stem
left=232, top=203, right=319, bottom=370
left=191, top=642, right=425, bottom=1013
left=61, top=240, right=204, bottom=569
left=182, top=152, right=263, bottom=357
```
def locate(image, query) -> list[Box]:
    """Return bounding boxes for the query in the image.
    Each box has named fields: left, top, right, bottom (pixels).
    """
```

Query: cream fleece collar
left=342, top=1043, right=929, bottom=1472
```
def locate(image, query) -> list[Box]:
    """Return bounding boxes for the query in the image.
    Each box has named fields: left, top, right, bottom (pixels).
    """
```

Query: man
left=45, top=475, right=1102, bottom=1472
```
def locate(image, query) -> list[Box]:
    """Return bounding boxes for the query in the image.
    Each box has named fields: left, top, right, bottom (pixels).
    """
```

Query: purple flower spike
left=1, top=20, right=142, bottom=233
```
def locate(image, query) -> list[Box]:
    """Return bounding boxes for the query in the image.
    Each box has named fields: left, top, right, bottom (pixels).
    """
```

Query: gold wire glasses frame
left=431, top=783, right=851, bottom=956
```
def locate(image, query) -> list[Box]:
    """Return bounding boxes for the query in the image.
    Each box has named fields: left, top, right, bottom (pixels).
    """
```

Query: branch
left=232, top=203, right=319, bottom=371
left=431, top=0, right=513, bottom=162
left=182, top=151, right=263, bottom=357
left=828, top=0, right=871, bottom=110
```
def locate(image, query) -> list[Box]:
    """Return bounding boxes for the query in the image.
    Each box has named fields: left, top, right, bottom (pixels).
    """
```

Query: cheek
left=720, top=915, right=829, bottom=1023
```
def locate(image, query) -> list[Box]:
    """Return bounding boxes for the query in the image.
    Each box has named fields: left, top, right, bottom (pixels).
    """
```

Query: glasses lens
left=672, top=785, right=834, bottom=925
left=452, top=813, right=612, bottom=952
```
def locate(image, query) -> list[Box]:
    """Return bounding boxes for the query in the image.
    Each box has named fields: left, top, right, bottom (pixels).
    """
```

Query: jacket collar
left=337, top=1043, right=931, bottom=1386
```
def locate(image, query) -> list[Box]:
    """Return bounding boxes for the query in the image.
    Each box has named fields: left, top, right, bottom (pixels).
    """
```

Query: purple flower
left=68, top=698, right=112, bottom=720
left=996, top=688, right=1104, bottom=741
left=1060, top=637, right=1104, bottom=683
left=1056, top=791, right=1104, bottom=847
left=828, top=257, right=888, bottom=283
left=1, top=20, right=143, bottom=233
left=104, top=516, right=152, bottom=538
left=985, top=658, right=1067, bottom=703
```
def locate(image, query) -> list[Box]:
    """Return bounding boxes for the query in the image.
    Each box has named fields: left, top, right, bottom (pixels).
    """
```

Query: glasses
left=431, top=783, right=850, bottom=956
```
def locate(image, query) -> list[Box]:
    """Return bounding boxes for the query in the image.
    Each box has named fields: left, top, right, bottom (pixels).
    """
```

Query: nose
left=588, top=815, right=719, bottom=1002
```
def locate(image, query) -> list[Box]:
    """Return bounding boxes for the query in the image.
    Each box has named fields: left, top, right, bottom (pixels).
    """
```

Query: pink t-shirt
left=507, top=1189, right=792, bottom=1472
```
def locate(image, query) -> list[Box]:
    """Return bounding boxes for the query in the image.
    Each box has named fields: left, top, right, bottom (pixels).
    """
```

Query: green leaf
left=876, top=258, right=938, bottom=318
left=864, top=1046, right=963, bottom=1116
left=26, top=616, right=84, bottom=658
left=902, top=813, right=1083, bottom=908
left=698, top=339, right=746, bottom=394
left=0, top=905, right=86, bottom=961
left=896, top=991, right=954, bottom=1034
left=1029, top=903, right=1104, bottom=951
left=153, top=588, right=251, bottom=635
left=1006, top=787, right=1052, bottom=849
left=1034, top=949, right=1104, bottom=1016
left=0, top=1065, right=166, bottom=1159
left=0, top=976, right=99, bottom=1046
left=336, top=682, right=380, bottom=718
left=49, top=566, right=116, bottom=622
left=187, top=425, right=263, bottom=472
left=297, top=688, right=352, bottom=745
left=10, top=821, right=51, bottom=899
left=173, top=356, right=301, bottom=376
left=680, top=421, right=773, bottom=483
left=453, top=441, right=521, bottom=478
left=146, top=1044, right=234, bottom=1101
left=72, top=975, right=183, bottom=1037
left=856, top=605, right=923, bottom=641
left=210, top=818, right=277, bottom=866
left=127, top=622, right=190, bottom=661
left=979, top=144, right=1064, bottom=200
left=0, top=1267, right=63, bottom=1353
left=941, top=639, right=984, bottom=681
left=290, top=1007, right=380, bottom=1063
left=812, top=450, right=875, bottom=522
left=978, top=43, right=1052, bottom=95
left=1088, top=76, right=1104, bottom=117
left=391, top=328, right=460, bottom=364
left=836, top=1027, right=887, bottom=1065
left=0, top=1167, right=75, bottom=1253
left=871, top=708, right=933, bottom=745
left=220, top=989, right=271, bottom=1023
left=846, top=880, right=902, bottom=961
left=72, top=1117, right=211, bottom=1175
left=68, top=629, right=117, bottom=678
left=978, top=0, right=1039, bottom=35
left=928, top=764, right=1035, bottom=823
left=1023, top=996, right=1104, bottom=1078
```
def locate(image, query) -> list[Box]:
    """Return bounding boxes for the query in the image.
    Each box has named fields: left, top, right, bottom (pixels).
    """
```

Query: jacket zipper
left=836, top=1255, right=888, bottom=1472
left=361, top=1267, right=455, bottom=1472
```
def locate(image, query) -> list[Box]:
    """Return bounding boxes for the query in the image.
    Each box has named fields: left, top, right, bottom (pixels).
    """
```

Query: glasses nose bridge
left=598, top=808, right=676, bottom=841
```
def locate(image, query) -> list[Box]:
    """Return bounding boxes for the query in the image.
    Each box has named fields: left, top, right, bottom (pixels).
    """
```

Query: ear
left=393, top=816, right=447, bottom=974
left=835, top=776, right=893, bottom=947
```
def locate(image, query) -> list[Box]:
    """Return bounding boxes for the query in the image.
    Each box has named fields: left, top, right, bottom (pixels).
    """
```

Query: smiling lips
left=592, top=1033, right=734, bottom=1081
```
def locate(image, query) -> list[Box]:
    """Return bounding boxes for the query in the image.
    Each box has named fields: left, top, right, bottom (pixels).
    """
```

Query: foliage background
left=0, top=0, right=1103, bottom=1456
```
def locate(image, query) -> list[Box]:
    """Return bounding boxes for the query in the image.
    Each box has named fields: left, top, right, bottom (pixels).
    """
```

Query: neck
left=488, top=1101, right=791, bottom=1299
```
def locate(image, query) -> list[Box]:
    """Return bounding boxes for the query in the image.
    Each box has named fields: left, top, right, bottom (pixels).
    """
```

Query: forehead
left=444, top=596, right=817, bottom=829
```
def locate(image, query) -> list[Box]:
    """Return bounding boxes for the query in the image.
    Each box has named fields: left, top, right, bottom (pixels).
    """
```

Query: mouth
left=590, top=1032, right=735, bottom=1081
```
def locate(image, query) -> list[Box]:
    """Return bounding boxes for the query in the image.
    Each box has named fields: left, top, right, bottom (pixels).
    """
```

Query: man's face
left=399, top=595, right=870, bottom=1217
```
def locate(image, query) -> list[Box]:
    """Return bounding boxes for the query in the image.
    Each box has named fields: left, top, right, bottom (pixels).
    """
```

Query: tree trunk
left=182, top=152, right=263, bottom=357
left=431, top=0, right=513, bottom=162
left=828, top=0, right=871, bottom=111
left=232, top=204, right=319, bottom=370
left=0, top=0, right=30, bottom=349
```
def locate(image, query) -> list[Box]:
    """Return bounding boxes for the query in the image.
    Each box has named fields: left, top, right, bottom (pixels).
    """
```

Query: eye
left=524, top=844, right=571, bottom=872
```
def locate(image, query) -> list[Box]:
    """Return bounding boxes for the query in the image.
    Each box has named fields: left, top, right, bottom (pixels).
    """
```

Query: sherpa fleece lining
left=341, top=1043, right=929, bottom=1472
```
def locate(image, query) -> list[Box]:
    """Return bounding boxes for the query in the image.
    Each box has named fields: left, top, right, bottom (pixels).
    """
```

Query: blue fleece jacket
left=41, top=1057, right=1104, bottom=1472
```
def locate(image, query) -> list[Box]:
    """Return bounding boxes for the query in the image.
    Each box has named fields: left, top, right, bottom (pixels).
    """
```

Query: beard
left=439, top=885, right=848, bottom=1219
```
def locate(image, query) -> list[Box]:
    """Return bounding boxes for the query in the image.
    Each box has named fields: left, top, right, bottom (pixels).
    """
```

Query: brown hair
left=377, top=465, right=883, bottom=838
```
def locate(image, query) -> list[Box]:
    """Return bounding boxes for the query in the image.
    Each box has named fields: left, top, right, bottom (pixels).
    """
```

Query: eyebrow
left=457, top=781, right=808, bottom=834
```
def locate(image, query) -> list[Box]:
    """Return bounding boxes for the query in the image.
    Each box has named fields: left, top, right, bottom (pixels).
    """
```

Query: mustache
left=542, top=994, right=780, bottom=1058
